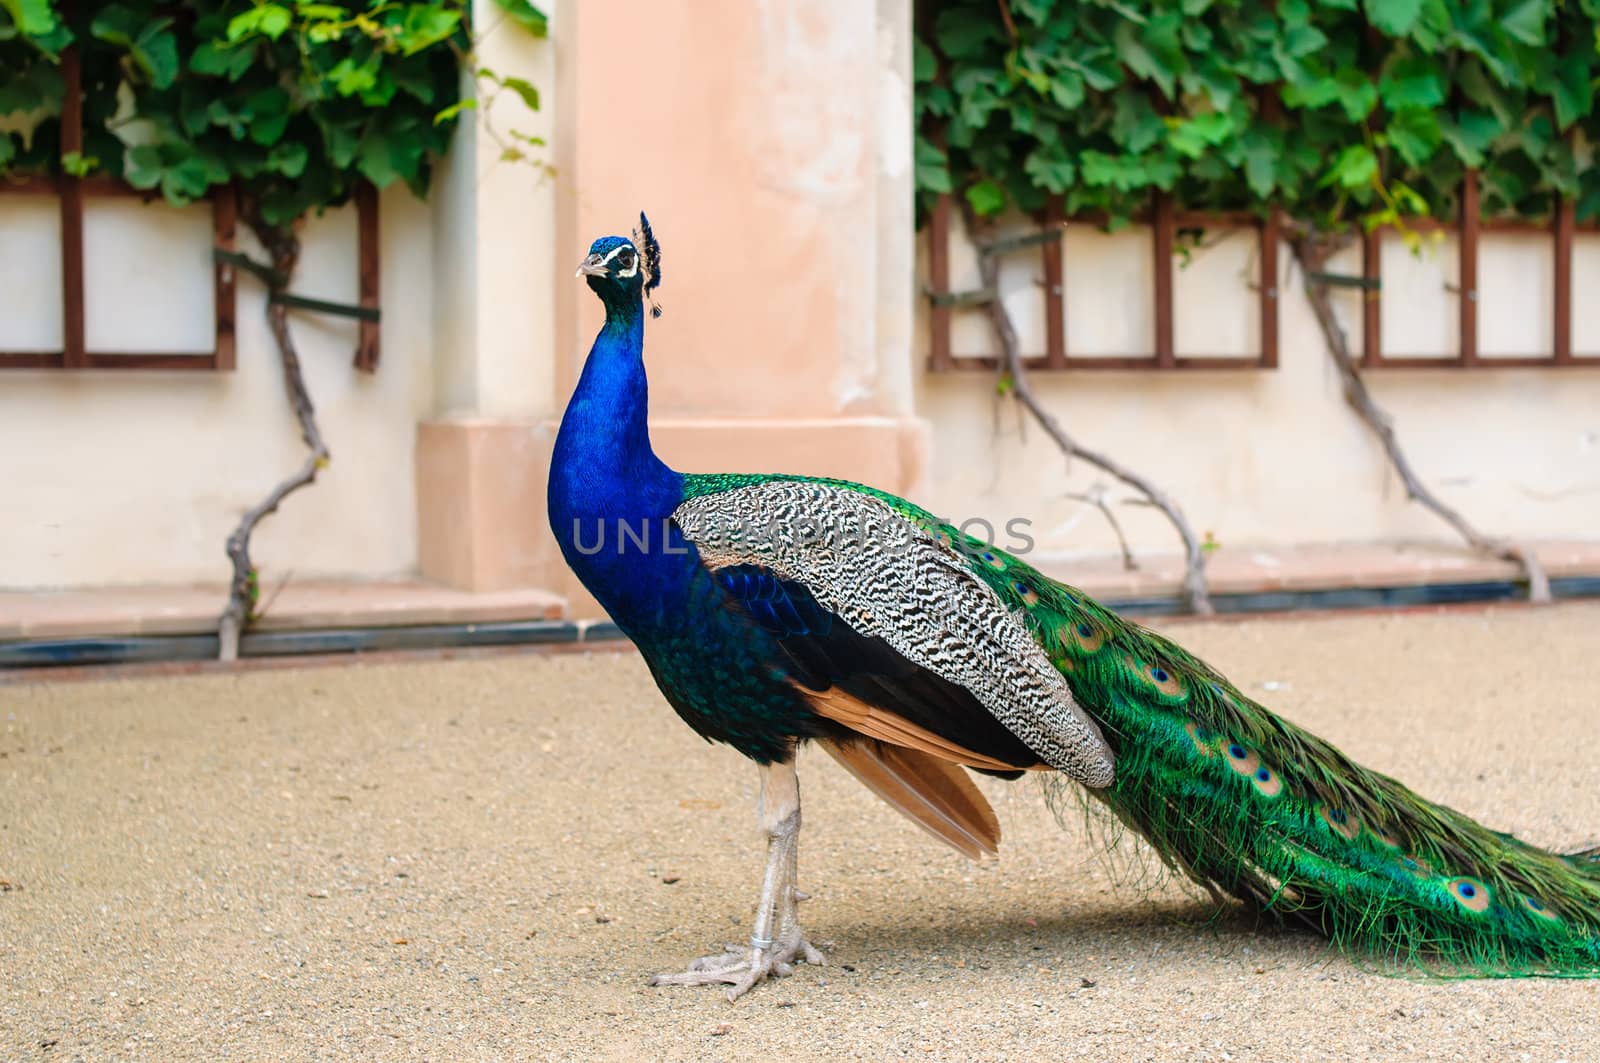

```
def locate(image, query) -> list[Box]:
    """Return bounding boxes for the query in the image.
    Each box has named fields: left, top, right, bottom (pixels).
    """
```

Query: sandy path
left=3, top=604, right=1598, bottom=1061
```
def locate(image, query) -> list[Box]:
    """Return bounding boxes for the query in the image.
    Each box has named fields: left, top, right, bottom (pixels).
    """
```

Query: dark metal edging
left=3, top=579, right=1598, bottom=671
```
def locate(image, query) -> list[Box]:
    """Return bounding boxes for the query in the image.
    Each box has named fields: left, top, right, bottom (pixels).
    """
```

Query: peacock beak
left=576, top=253, right=608, bottom=278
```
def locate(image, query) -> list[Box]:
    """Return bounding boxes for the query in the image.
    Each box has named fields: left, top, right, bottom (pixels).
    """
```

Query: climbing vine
left=1, top=0, right=547, bottom=655
left=916, top=0, right=1599, bottom=605
left=917, top=0, right=1599, bottom=230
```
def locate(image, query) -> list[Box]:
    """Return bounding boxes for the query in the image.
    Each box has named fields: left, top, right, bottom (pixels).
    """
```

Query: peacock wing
left=671, top=477, right=1115, bottom=789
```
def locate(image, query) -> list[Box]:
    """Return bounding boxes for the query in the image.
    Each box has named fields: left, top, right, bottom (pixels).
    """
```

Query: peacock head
left=576, top=212, right=663, bottom=318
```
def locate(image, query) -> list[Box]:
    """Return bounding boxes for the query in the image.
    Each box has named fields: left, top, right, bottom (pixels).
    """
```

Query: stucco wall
left=6, top=1, right=1598, bottom=596
left=916, top=220, right=1600, bottom=564
left=0, top=189, right=436, bottom=589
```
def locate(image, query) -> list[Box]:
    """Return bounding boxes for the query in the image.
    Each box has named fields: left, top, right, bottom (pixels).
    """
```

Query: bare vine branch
left=1065, top=488, right=1140, bottom=572
left=1284, top=224, right=1551, bottom=603
left=961, top=205, right=1214, bottom=614
left=217, top=210, right=332, bottom=661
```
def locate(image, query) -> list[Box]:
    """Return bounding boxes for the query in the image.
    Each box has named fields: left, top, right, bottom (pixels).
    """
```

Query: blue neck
left=549, top=296, right=683, bottom=551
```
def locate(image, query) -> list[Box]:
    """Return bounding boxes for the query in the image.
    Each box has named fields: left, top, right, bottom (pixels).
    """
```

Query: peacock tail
left=680, top=472, right=1600, bottom=978
left=953, top=523, right=1600, bottom=978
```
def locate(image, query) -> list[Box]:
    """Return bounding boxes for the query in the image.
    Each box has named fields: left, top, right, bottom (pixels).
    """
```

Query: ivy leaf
left=0, top=58, right=61, bottom=113
left=1319, top=144, right=1377, bottom=190
left=1081, top=150, right=1176, bottom=191
left=1498, top=0, right=1548, bottom=47
left=138, top=31, right=180, bottom=89
left=1180, top=58, right=1237, bottom=110
left=1060, top=44, right=1121, bottom=92
left=398, top=5, right=462, bottom=56
left=500, top=76, right=541, bottom=112
left=965, top=178, right=1007, bottom=216
left=1113, top=20, right=1178, bottom=99
left=322, top=119, right=360, bottom=169
left=1112, top=18, right=1183, bottom=100
left=1022, top=144, right=1074, bottom=193
left=1334, top=70, right=1379, bottom=121
left=1386, top=107, right=1441, bottom=166
left=1457, top=59, right=1515, bottom=127
left=1362, top=0, right=1423, bottom=37
left=161, top=149, right=227, bottom=203
left=1440, top=109, right=1503, bottom=166
left=1111, top=91, right=1164, bottom=153
left=1167, top=112, right=1233, bottom=158
left=190, top=41, right=255, bottom=81
left=90, top=8, right=179, bottom=89
left=1578, top=171, right=1600, bottom=225
left=915, top=139, right=952, bottom=194
left=247, top=87, right=291, bottom=145
left=1242, top=130, right=1277, bottom=197
left=1378, top=55, right=1444, bottom=110
left=60, top=150, right=97, bottom=177
left=226, top=4, right=292, bottom=42
left=491, top=0, right=548, bottom=37
left=266, top=140, right=308, bottom=178
left=1283, top=68, right=1377, bottom=120
left=123, top=144, right=164, bottom=190
left=330, top=56, right=379, bottom=97
left=913, top=38, right=936, bottom=83
left=1047, top=70, right=1084, bottom=110
left=936, top=8, right=1004, bottom=60
left=0, top=0, right=55, bottom=34
left=390, top=62, right=438, bottom=104
left=433, top=98, right=476, bottom=126
left=1550, top=51, right=1593, bottom=130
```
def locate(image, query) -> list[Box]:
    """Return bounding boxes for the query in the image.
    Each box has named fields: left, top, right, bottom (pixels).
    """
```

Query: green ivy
left=916, top=0, right=1600, bottom=230
left=0, top=0, right=546, bottom=224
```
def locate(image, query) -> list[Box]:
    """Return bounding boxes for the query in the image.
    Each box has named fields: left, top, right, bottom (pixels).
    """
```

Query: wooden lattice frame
left=0, top=43, right=381, bottom=372
left=926, top=172, right=1600, bottom=373
left=926, top=194, right=1280, bottom=371
left=1357, top=171, right=1600, bottom=368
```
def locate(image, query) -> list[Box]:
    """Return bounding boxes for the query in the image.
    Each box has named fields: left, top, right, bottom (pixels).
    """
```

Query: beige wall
left=0, top=0, right=562, bottom=594
left=6, top=1, right=1598, bottom=598
left=554, top=0, right=918, bottom=424
left=0, top=189, right=436, bottom=589
left=917, top=221, right=1600, bottom=564
left=415, top=0, right=930, bottom=605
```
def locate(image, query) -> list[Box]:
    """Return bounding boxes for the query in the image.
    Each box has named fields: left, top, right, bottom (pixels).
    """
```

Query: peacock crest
left=634, top=211, right=663, bottom=318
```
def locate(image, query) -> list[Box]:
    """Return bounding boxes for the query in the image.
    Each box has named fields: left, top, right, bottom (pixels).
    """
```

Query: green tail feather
left=966, top=541, right=1600, bottom=977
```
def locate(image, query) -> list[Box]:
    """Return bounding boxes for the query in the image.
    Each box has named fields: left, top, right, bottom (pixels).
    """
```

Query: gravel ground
left=2, top=603, right=1598, bottom=1061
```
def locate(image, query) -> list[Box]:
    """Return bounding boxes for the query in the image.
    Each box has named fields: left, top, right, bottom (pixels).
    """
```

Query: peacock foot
left=648, top=928, right=825, bottom=1002
left=650, top=761, right=822, bottom=1002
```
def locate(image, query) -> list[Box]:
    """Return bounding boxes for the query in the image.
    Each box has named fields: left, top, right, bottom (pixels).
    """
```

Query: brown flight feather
left=803, top=686, right=1046, bottom=773
left=815, top=737, right=1001, bottom=860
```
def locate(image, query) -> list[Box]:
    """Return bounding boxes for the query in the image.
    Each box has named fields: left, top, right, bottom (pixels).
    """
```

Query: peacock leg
left=648, top=758, right=825, bottom=1002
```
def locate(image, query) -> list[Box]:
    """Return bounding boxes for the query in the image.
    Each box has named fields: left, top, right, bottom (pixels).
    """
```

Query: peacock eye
left=617, top=250, right=635, bottom=270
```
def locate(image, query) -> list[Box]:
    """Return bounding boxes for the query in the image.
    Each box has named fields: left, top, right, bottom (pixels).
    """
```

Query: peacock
left=548, top=213, right=1600, bottom=1002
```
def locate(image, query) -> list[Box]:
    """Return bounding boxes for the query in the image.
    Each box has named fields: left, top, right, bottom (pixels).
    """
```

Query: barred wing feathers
left=672, top=477, right=1115, bottom=790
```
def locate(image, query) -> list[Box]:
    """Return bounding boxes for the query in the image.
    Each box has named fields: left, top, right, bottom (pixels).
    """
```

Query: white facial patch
left=602, top=243, right=640, bottom=278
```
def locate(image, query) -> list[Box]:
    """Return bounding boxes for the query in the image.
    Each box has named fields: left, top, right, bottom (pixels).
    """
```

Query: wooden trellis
left=1356, top=171, right=1598, bottom=368
left=0, top=43, right=381, bottom=372
left=926, top=173, right=1600, bottom=372
left=925, top=194, right=1280, bottom=372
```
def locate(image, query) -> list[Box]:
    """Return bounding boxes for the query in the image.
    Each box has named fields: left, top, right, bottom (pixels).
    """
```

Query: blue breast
left=547, top=304, right=822, bottom=761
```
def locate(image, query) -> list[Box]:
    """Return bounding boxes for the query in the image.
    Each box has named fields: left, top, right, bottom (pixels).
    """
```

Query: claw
left=649, top=935, right=826, bottom=1002
left=649, top=761, right=824, bottom=1002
